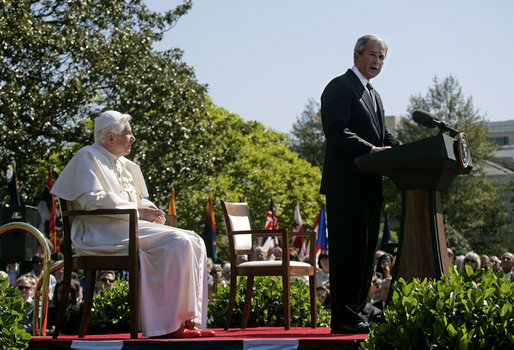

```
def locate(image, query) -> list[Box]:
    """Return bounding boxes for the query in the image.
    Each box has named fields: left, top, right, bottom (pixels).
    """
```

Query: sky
left=144, top=0, right=514, bottom=133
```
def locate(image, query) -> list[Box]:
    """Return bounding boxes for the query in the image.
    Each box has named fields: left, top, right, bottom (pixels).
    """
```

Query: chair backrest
left=220, top=201, right=253, bottom=252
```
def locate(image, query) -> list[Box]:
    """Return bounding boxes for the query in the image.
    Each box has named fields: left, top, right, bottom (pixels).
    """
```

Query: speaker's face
left=354, top=42, right=386, bottom=80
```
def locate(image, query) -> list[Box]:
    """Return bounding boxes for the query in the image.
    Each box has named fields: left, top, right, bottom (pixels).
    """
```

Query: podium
left=355, top=133, right=472, bottom=281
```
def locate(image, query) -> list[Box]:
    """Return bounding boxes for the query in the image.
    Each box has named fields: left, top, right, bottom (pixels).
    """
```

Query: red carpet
left=29, top=327, right=367, bottom=350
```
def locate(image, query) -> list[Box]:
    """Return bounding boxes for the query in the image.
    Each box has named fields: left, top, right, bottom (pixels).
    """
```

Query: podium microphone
left=412, top=110, right=459, bottom=137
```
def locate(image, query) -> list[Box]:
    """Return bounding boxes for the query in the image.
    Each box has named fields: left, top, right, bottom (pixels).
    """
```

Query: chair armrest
left=63, top=208, right=139, bottom=258
left=231, top=229, right=287, bottom=237
left=291, top=231, right=315, bottom=238
left=62, top=208, right=137, bottom=217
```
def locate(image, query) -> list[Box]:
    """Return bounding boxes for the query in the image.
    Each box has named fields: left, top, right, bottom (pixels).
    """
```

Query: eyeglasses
left=18, top=285, right=31, bottom=291
left=464, top=258, right=477, bottom=264
left=502, top=257, right=513, bottom=261
left=101, top=278, right=115, bottom=283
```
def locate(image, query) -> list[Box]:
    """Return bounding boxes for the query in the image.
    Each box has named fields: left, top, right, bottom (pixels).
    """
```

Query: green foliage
left=88, top=280, right=130, bottom=333
left=0, top=0, right=197, bottom=205
left=362, top=267, right=514, bottom=350
left=287, top=98, right=325, bottom=169
left=208, top=276, right=330, bottom=328
left=0, top=276, right=31, bottom=350
left=156, top=101, right=324, bottom=261
left=1, top=1, right=325, bottom=263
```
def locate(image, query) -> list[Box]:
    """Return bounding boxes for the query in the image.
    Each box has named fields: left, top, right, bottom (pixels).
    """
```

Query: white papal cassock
left=51, top=143, right=208, bottom=337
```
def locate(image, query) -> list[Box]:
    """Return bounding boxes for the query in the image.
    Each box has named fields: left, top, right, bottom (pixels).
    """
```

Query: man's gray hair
left=354, top=34, right=387, bottom=54
left=94, top=112, right=132, bottom=145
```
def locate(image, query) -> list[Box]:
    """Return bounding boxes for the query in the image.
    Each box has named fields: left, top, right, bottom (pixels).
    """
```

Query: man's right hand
left=371, top=146, right=391, bottom=153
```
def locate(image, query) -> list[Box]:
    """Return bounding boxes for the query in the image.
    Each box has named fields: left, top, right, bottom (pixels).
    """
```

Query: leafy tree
left=287, top=98, right=325, bottom=169
left=392, top=75, right=508, bottom=254
left=172, top=101, right=324, bottom=261
left=0, top=0, right=198, bottom=205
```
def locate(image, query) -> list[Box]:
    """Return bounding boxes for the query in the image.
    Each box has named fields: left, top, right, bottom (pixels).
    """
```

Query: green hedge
left=89, top=280, right=130, bottom=334
left=362, top=266, right=514, bottom=349
left=208, top=276, right=330, bottom=328
left=0, top=276, right=31, bottom=350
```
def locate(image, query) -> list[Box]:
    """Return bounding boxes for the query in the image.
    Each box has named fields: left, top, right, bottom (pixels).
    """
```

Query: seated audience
left=464, top=251, right=481, bottom=271
left=96, top=270, right=116, bottom=291
left=268, top=246, right=282, bottom=260
left=490, top=256, right=501, bottom=270
left=375, top=253, right=393, bottom=279
left=46, top=279, right=83, bottom=335
left=50, top=111, right=212, bottom=338
left=23, top=253, right=57, bottom=301
left=289, top=248, right=300, bottom=262
left=371, top=278, right=392, bottom=311
left=15, top=276, right=34, bottom=304
left=236, top=254, right=248, bottom=265
left=480, top=255, right=491, bottom=271
left=316, top=252, right=330, bottom=287
left=5, top=261, right=20, bottom=287
left=454, top=255, right=465, bottom=269
left=253, top=246, right=267, bottom=261
left=222, top=263, right=231, bottom=282
left=316, top=285, right=331, bottom=310
left=500, top=252, right=514, bottom=276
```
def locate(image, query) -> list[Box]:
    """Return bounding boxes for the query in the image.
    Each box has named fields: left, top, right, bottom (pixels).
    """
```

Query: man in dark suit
left=320, top=34, right=400, bottom=334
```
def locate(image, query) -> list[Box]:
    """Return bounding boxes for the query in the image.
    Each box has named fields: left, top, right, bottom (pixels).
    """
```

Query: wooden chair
left=220, top=200, right=317, bottom=330
left=53, top=200, right=140, bottom=339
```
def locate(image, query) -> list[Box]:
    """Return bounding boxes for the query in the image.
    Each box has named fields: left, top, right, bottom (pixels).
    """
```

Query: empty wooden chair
left=220, top=200, right=317, bottom=330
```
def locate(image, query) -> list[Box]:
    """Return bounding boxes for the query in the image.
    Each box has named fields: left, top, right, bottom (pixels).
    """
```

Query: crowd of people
left=0, top=247, right=122, bottom=335
left=1, top=237, right=513, bottom=335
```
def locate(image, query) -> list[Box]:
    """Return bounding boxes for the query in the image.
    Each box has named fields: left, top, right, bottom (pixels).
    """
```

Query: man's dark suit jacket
left=320, top=68, right=400, bottom=327
left=320, top=68, right=400, bottom=197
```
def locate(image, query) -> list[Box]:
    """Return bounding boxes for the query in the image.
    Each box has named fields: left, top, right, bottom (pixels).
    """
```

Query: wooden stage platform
left=29, top=327, right=367, bottom=350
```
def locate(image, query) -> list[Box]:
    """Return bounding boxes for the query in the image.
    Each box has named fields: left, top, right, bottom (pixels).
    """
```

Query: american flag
left=260, top=198, right=280, bottom=252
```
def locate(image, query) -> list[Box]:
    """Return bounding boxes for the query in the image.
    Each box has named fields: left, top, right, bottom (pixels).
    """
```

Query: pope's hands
left=138, top=206, right=166, bottom=224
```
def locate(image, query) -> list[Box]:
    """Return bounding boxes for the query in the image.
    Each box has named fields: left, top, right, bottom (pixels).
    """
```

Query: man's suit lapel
left=375, top=92, right=385, bottom=141
left=347, top=70, right=382, bottom=138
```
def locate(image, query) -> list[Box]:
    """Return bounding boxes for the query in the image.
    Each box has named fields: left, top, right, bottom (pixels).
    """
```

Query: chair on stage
left=220, top=200, right=317, bottom=330
left=53, top=200, right=140, bottom=339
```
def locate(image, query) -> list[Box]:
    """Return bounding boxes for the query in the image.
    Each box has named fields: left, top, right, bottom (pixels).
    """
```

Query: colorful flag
left=203, top=191, right=217, bottom=260
left=168, top=185, right=176, bottom=215
left=38, top=170, right=59, bottom=250
left=313, top=204, right=328, bottom=256
left=260, top=197, right=280, bottom=252
left=380, top=205, right=392, bottom=250
left=292, top=201, right=306, bottom=260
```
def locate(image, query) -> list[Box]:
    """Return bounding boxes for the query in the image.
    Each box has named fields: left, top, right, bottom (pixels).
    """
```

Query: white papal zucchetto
left=94, top=110, right=131, bottom=133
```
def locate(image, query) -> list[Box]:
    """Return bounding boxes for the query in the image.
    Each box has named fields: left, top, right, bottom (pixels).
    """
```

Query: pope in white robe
left=51, top=110, right=212, bottom=338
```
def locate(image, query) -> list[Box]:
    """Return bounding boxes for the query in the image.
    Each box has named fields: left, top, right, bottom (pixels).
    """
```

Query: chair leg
left=283, top=275, right=291, bottom=330
left=241, top=276, right=254, bottom=329
left=52, top=266, right=72, bottom=339
left=129, top=269, right=139, bottom=339
left=78, top=270, right=96, bottom=337
left=309, top=275, right=317, bottom=328
left=224, top=274, right=238, bottom=330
